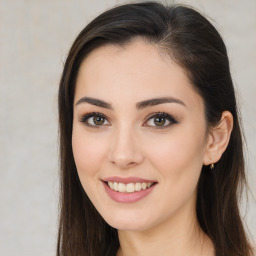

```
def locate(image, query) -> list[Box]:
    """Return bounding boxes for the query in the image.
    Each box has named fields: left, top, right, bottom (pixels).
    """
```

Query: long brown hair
left=57, top=2, right=254, bottom=255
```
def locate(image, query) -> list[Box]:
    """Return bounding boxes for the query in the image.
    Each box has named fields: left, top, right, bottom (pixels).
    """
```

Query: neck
left=116, top=196, right=214, bottom=256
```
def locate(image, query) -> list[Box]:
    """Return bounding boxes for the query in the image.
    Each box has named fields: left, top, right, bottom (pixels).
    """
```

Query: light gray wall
left=0, top=0, right=255, bottom=255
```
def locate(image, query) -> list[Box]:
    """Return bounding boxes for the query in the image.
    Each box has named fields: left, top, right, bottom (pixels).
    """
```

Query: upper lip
left=102, top=176, right=157, bottom=184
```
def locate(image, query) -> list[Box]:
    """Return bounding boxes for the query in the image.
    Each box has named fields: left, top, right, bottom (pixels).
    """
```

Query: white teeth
left=141, top=182, right=147, bottom=189
left=113, top=182, right=118, bottom=191
left=109, top=181, right=114, bottom=189
left=118, top=183, right=126, bottom=192
left=107, top=181, right=154, bottom=193
left=126, top=183, right=135, bottom=193
left=135, top=182, right=142, bottom=191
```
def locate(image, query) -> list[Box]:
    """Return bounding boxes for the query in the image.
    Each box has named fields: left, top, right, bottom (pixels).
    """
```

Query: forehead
left=75, top=39, right=203, bottom=110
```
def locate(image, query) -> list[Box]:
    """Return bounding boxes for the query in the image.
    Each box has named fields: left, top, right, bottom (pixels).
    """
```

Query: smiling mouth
left=105, top=181, right=156, bottom=193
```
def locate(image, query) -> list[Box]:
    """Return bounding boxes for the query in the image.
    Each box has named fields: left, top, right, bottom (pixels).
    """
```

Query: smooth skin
left=72, top=38, right=233, bottom=256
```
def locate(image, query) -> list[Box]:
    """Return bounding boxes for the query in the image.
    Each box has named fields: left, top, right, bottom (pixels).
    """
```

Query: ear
left=203, top=111, right=233, bottom=166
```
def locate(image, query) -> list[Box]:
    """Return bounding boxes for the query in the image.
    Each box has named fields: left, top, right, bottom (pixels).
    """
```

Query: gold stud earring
left=210, top=163, right=214, bottom=170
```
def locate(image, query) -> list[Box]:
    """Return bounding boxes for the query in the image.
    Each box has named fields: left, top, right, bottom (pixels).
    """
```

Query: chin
left=107, top=220, right=148, bottom=231
left=102, top=211, right=154, bottom=231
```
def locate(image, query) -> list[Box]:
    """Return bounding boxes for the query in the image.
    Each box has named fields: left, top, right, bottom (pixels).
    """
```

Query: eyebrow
left=75, top=96, right=186, bottom=109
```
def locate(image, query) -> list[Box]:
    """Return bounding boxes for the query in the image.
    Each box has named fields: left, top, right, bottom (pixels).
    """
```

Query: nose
left=108, top=126, right=144, bottom=169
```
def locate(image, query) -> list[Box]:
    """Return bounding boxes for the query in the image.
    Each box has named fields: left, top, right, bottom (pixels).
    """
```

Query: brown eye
left=144, top=112, right=178, bottom=129
left=80, top=112, right=110, bottom=127
left=154, top=116, right=166, bottom=126
left=93, top=116, right=105, bottom=125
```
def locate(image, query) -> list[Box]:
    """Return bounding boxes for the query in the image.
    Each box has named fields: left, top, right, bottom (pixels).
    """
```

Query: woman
left=57, top=2, right=254, bottom=256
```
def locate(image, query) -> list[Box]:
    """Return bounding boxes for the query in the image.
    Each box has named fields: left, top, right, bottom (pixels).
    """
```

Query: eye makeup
left=79, top=112, right=110, bottom=128
left=143, top=112, right=178, bottom=129
left=79, top=111, right=178, bottom=129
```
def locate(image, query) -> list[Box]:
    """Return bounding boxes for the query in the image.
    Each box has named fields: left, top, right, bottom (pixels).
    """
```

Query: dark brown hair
left=57, top=2, right=253, bottom=256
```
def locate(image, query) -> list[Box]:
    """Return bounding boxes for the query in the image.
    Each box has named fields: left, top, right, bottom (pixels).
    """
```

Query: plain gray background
left=0, top=0, right=255, bottom=255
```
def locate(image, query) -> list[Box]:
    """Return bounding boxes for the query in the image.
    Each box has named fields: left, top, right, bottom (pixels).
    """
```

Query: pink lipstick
left=101, top=176, right=157, bottom=203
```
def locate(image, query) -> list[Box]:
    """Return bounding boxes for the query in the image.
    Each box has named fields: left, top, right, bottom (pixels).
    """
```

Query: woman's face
left=72, top=39, right=209, bottom=231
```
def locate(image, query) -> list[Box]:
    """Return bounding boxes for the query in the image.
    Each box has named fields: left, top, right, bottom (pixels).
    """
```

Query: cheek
left=144, top=126, right=206, bottom=180
left=139, top=128, right=206, bottom=221
left=72, top=129, right=108, bottom=178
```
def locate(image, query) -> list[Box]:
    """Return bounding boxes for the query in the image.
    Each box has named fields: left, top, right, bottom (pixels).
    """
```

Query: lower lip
left=102, top=181, right=157, bottom=203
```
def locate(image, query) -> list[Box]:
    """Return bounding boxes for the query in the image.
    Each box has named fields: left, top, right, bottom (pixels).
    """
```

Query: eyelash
left=79, top=111, right=178, bottom=129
